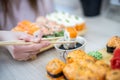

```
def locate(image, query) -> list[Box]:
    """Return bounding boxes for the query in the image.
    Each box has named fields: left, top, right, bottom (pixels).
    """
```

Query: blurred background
left=0, top=0, right=120, bottom=51
left=53, top=0, right=120, bottom=51
left=54, top=0, right=120, bottom=21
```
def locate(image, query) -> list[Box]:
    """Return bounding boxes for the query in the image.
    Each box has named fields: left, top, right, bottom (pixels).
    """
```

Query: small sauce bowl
left=54, top=36, right=87, bottom=61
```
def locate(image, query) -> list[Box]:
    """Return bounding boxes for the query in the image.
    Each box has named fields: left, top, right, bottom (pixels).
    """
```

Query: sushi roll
left=88, top=62, right=110, bottom=80
left=66, top=50, right=86, bottom=63
left=46, top=58, right=65, bottom=80
left=12, top=20, right=40, bottom=35
left=63, top=62, right=99, bottom=80
left=46, top=12, right=86, bottom=33
left=106, top=69, right=120, bottom=80
left=71, top=15, right=86, bottom=32
left=95, top=60, right=110, bottom=69
left=106, top=36, right=120, bottom=53
left=63, top=27, right=78, bottom=49
left=83, top=54, right=96, bottom=63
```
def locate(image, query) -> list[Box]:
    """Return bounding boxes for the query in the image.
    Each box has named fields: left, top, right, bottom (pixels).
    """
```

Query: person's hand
left=1, top=31, right=50, bottom=61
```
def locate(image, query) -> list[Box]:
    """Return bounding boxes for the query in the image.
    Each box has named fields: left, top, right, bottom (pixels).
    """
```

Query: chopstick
left=0, top=41, right=34, bottom=46
left=42, top=37, right=63, bottom=40
left=0, top=40, right=77, bottom=46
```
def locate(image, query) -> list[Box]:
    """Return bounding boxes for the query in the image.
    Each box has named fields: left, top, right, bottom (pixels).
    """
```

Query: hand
left=1, top=31, right=50, bottom=61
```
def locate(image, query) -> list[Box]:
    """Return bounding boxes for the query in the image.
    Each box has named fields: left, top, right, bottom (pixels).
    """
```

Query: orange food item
left=66, top=27, right=78, bottom=38
left=12, top=20, right=40, bottom=35
left=75, top=23, right=86, bottom=31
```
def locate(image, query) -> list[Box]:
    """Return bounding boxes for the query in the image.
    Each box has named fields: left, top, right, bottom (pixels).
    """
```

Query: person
left=0, top=0, right=54, bottom=30
left=0, top=0, right=54, bottom=60
left=0, top=31, right=50, bottom=60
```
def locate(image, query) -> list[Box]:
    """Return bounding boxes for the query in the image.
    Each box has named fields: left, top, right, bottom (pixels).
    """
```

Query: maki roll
left=46, top=58, right=65, bottom=80
left=66, top=50, right=96, bottom=64
left=63, top=27, right=78, bottom=49
left=46, top=12, right=86, bottom=33
left=83, top=54, right=96, bottom=63
left=106, top=36, right=120, bottom=53
left=63, top=62, right=99, bottom=80
left=66, top=50, right=86, bottom=63
left=12, top=20, right=40, bottom=35
left=106, top=69, right=120, bottom=80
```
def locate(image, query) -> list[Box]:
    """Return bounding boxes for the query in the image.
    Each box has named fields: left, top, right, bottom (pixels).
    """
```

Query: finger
left=13, top=41, right=50, bottom=52
left=12, top=52, right=30, bottom=61
left=27, top=50, right=40, bottom=55
left=18, top=33, right=34, bottom=42
left=33, top=30, right=43, bottom=42
left=17, top=50, right=40, bottom=61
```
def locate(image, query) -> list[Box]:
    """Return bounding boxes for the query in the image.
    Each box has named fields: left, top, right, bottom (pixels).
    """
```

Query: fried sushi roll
left=88, top=62, right=110, bottom=80
left=66, top=50, right=86, bottom=63
left=46, top=58, right=65, bottom=80
left=63, top=62, right=99, bottom=80
left=106, top=36, right=120, bottom=53
left=106, top=69, right=120, bottom=80
left=83, top=55, right=96, bottom=63
left=95, top=60, right=110, bottom=69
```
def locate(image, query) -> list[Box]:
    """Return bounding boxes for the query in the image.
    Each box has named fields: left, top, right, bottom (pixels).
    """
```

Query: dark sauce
left=59, top=43, right=82, bottom=50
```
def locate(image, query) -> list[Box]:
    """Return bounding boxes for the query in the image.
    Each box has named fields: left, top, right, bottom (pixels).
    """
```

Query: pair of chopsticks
left=0, top=37, right=77, bottom=46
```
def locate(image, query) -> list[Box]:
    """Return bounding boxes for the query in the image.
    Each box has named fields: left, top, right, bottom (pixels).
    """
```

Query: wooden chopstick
left=0, top=41, right=34, bottom=46
left=42, top=37, right=63, bottom=40
left=50, top=41, right=77, bottom=44
left=0, top=41, right=77, bottom=46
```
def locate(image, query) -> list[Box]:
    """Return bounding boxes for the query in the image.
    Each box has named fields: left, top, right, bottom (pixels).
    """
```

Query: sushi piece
left=12, top=20, right=40, bottom=35
left=106, top=36, right=120, bottom=53
left=66, top=50, right=96, bottom=64
left=106, top=69, right=120, bottom=80
left=95, top=60, right=110, bottom=69
left=12, top=18, right=64, bottom=38
left=46, top=12, right=86, bottom=33
left=63, top=62, right=99, bottom=80
left=63, top=27, right=78, bottom=49
left=66, top=50, right=86, bottom=63
left=46, top=58, right=65, bottom=80
left=71, top=16, right=86, bottom=32
left=88, top=62, right=110, bottom=80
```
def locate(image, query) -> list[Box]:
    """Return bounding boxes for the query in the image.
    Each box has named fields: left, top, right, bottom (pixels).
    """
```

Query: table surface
left=0, top=16, right=120, bottom=80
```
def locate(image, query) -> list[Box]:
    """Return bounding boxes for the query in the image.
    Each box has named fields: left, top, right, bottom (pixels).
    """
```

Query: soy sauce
left=59, top=43, right=82, bottom=50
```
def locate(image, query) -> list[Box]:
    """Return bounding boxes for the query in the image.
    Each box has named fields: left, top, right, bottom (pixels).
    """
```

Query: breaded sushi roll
left=88, top=63, right=110, bottom=80
left=66, top=50, right=86, bottom=63
left=95, top=60, right=110, bottom=69
left=83, top=55, right=96, bottom=63
left=106, top=36, right=120, bottom=53
left=63, top=62, right=99, bottom=80
left=46, top=58, right=65, bottom=80
left=106, top=69, right=120, bottom=80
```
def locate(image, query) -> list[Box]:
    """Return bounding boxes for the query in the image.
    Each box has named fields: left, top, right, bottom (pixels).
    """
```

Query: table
left=0, top=16, right=120, bottom=80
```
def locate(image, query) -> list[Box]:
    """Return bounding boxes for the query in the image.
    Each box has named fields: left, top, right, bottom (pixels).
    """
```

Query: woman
left=0, top=0, right=54, bottom=30
left=0, top=0, right=54, bottom=60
